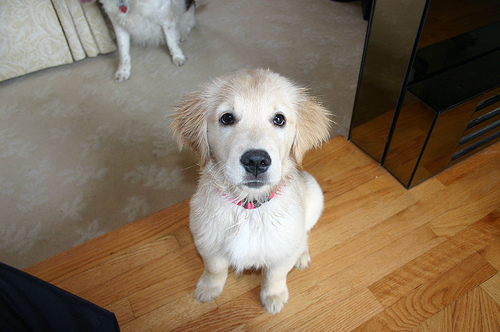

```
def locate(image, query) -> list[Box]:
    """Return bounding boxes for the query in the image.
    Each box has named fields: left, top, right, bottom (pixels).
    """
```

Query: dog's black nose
left=240, top=150, right=271, bottom=177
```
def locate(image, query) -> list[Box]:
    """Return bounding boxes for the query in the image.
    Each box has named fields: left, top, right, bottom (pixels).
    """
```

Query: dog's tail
left=185, top=0, right=195, bottom=10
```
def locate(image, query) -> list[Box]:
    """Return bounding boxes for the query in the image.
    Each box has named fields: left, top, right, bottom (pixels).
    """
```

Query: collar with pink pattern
left=228, top=192, right=275, bottom=210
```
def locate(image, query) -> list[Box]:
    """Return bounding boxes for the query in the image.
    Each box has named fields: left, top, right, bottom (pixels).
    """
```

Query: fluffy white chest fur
left=190, top=170, right=310, bottom=273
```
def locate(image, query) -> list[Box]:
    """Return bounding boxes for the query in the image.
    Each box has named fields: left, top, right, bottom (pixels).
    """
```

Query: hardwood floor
left=25, top=136, right=500, bottom=331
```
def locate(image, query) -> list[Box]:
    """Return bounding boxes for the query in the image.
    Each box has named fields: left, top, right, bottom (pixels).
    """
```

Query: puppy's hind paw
left=173, top=55, right=186, bottom=66
left=295, top=250, right=311, bottom=270
left=194, top=283, right=223, bottom=303
left=261, top=291, right=289, bottom=315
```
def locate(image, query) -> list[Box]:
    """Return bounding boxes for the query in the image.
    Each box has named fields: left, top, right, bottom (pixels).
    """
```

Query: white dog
left=83, top=0, right=195, bottom=82
left=172, top=69, right=331, bottom=314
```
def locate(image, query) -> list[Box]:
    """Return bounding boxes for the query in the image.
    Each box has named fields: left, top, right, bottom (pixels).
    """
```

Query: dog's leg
left=302, top=171, right=324, bottom=232
left=195, top=256, right=228, bottom=302
left=178, top=4, right=196, bottom=42
left=295, top=244, right=311, bottom=270
left=260, top=258, right=297, bottom=314
left=161, top=21, right=187, bottom=66
left=113, top=24, right=132, bottom=83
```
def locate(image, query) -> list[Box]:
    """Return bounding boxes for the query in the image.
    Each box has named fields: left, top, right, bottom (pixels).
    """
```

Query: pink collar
left=228, top=192, right=275, bottom=210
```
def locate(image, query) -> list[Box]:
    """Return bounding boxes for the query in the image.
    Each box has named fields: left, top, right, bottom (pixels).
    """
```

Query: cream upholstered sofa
left=0, top=0, right=115, bottom=82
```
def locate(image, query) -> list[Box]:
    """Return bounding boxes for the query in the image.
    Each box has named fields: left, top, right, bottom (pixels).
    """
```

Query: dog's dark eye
left=273, top=114, right=286, bottom=127
left=220, top=113, right=235, bottom=125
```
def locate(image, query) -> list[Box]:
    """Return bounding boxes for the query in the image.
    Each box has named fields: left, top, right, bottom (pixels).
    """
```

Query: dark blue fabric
left=0, top=262, right=120, bottom=332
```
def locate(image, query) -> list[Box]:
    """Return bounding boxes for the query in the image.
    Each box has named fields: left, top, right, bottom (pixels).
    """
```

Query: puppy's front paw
left=194, top=271, right=226, bottom=302
left=173, top=55, right=186, bottom=66
left=261, top=289, right=289, bottom=314
left=195, top=282, right=223, bottom=302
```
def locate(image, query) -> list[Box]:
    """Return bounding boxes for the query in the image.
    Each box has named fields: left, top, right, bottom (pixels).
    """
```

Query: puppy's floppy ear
left=171, top=91, right=210, bottom=167
left=292, top=92, right=331, bottom=165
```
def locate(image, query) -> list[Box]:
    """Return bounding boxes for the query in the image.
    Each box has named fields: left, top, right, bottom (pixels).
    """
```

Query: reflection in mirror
left=350, top=0, right=428, bottom=162
left=350, top=0, right=500, bottom=188
left=383, top=93, right=434, bottom=186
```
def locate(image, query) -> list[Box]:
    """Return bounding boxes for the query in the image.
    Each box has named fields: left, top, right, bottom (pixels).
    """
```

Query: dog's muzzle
left=240, top=149, right=271, bottom=182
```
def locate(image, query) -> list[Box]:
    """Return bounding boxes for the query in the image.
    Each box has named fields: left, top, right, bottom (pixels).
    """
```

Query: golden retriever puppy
left=172, top=69, right=331, bottom=314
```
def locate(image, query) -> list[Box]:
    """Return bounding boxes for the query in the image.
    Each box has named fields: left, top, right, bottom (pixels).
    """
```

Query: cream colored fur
left=93, top=0, right=195, bottom=82
left=172, top=69, right=330, bottom=314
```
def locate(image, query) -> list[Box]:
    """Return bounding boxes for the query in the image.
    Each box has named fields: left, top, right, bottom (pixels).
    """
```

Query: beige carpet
left=0, top=0, right=367, bottom=269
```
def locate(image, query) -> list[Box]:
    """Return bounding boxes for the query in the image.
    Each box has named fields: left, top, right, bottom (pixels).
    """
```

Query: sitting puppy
left=83, top=0, right=195, bottom=82
left=172, top=69, right=331, bottom=314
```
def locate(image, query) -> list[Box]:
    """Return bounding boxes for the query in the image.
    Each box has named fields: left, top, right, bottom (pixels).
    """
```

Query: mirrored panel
left=350, top=0, right=500, bottom=188
left=350, top=0, right=428, bottom=162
